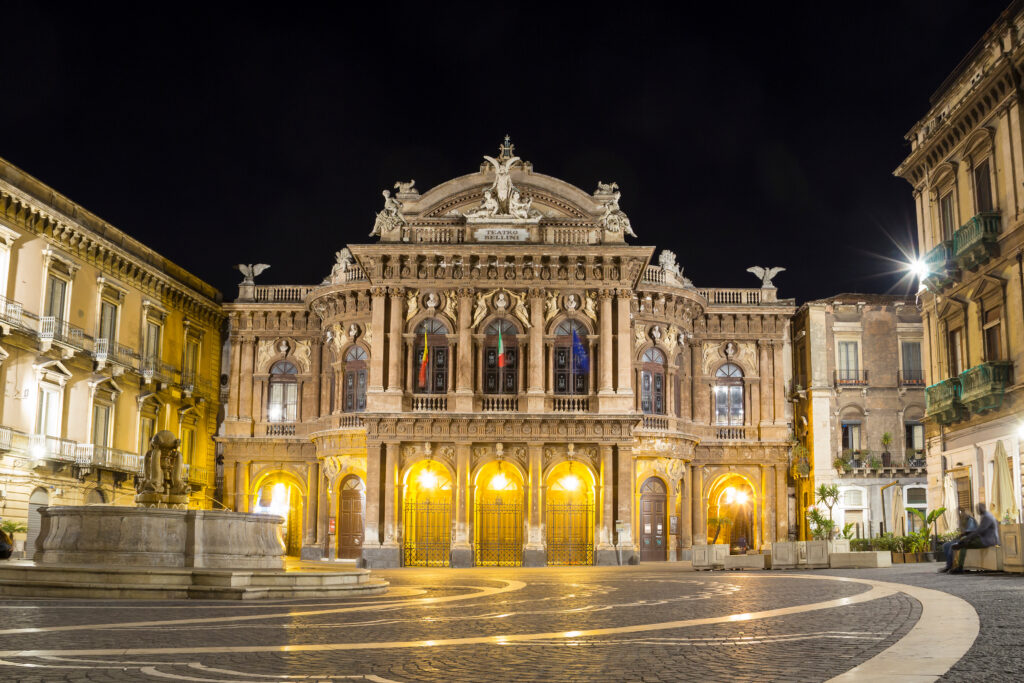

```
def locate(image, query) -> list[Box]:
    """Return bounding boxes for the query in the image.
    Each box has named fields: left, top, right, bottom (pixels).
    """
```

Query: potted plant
left=907, top=506, right=946, bottom=560
left=880, top=432, right=893, bottom=467
left=868, top=455, right=883, bottom=471
left=846, top=449, right=862, bottom=469
left=833, top=456, right=852, bottom=473
left=0, top=520, right=27, bottom=558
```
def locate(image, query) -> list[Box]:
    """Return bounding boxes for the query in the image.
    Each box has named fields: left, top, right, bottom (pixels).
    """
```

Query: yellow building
left=0, top=157, right=224, bottom=556
left=220, top=140, right=796, bottom=566
left=895, top=1, right=1024, bottom=526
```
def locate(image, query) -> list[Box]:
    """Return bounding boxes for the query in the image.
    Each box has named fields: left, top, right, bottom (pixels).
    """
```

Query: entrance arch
left=252, top=474, right=304, bottom=556
left=402, top=460, right=453, bottom=567
left=545, top=461, right=595, bottom=565
left=706, top=473, right=757, bottom=553
left=473, top=461, right=524, bottom=566
left=639, top=477, right=668, bottom=561
left=337, top=475, right=365, bottom=560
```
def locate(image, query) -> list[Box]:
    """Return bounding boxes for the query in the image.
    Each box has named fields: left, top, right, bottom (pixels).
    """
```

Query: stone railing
left=411, top=395, right=448, bottom=411
left=639, top=415, right=670, bottom=430
left=482, top=396, right=519, bottom=412
left=29, top=434, right=79, bottom=463
left=642, top=265, right=666, bottom=284
left=266, top=423, right=297, bottom=436
left=343, top=268, right=368, bottom=282
left=337, top=414, right=364, bottom=429
left=0, top=425, right=11, bottom=451
left=953, top=211, right=1000, bottom=270
left=926, top=377, right=966, bottom=425
left=922, top=240, right=956, bottom=291
left=698, top=288, right=764, bottom=305
left=552, top=396, right=589, bottom=412
left=959, top=361, right=1013, bottom=414
left=713, top=425, right=756, bottom=441
left=546, top=226, right=598, bottom=245
left=253, top=285, right=315, bottom=303
left=410, top=226, right=464, bottom=244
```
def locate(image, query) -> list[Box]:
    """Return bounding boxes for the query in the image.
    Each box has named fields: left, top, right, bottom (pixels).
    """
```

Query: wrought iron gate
left=403, top=500, right=452, bottom=567
left=474, top=499, right=523, bottom=566
left=546, top=501, right=594, bottom=565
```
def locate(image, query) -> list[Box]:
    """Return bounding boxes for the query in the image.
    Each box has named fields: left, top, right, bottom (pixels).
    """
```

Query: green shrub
left=850, top=538, right=872, bottom=552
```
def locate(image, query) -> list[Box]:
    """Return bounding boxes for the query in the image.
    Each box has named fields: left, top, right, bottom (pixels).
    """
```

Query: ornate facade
left=895, top=2, right=1024, bottom=525
left=0, top=156, right=224, bottom=556
left=220, top=140, right=796, bottom=566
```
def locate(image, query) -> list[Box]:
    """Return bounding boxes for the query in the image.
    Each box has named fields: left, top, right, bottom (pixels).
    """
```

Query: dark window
left=901, top=341, right=923, bottom=383
left=554, top=319, right=588, bottom=395
left=268, top=361, right=298, bottom=422
left=939, top=192, right=956, bottom=241
left=983, top=306, right=1002, bottom=361
left=483, top=320, right=518, bottom=394
left=974, top=159, right=993, bottom=213
left=841, top=422, right=862, bottom=451
left=948, top=327, right=964, bottom=376
left=641, top=348, right=666, bottom=415
left=713, top=363, right=743, bottom=426
left=343, top=346, right=368, bottom=412
left=905, top=422, right=924, bottom=451
left=414, top=319, right=449, bottom=395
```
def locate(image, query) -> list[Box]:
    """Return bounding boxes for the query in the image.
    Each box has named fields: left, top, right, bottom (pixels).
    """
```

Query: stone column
left=524, top=443, right=545, bottom=566
left=301, top=463, right=320, bottom=558
left=238, top=338, right=255, bottom=421
left=595, top=444, right=616, bottom=565
left=680, top=465, right=692, bottom=552
left=616, top=444, right=636, bottom=563
left=233, top=461, right=245, bottom=512
left=689, top=341, right=704, bottom=423
left=772, top=341, right=785, bottom=423
left=456, top=288, right=474, bottom=411
left=759, top=341, right=771, bottom=424
left=362, top=440, right=399, bottom=567
left=385, top=284, right=403, bottom=401
left=451, top=443, right=473, bottom=567
left=364, top=441, right=382, bottom=545
left=599, top=290, right=614, bottom=395
left=382, top=443, right=399, bottom=548
left=527, top=289, right=545, bottom=412
left=368, top=288, right=388, bottom=394
left=615, top=291, right=633, bottom=398
left=692, top=464, right=705, bottom=545
left=775, top=464, right=789, bottom=541
left=227, top=334, right=241, bottom=418
left=318, top=464, right=330, bottom=556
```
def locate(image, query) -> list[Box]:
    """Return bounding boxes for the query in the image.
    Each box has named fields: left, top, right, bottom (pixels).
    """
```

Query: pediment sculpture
left=370, top=190, right=406, bottom=237
left=330, top=248, right=357, bottom=283
left=597, top=189, right=637, bottom=238
left=458, top=138, right=542, bottom=223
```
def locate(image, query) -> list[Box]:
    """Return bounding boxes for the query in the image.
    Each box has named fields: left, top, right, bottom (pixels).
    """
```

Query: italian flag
left=497, top=325, right=505, bottom=368
left=418, top=331, right=428, bottom=388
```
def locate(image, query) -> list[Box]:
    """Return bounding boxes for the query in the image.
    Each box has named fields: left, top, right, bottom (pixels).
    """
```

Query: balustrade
left=482, top=396, right=519, bottom=412
left=39, top=316, right=86, bottom=349
left=253, top=285, right=314, bottom=303
left=640, top=415, right=669, bottom=430
left=266, top=423, right=297, bottom=436
left=552, top=396, right=589, bottom=412
left=412, top=395, right=448, bottom=411
left=697, top=288, right=762, bottom=305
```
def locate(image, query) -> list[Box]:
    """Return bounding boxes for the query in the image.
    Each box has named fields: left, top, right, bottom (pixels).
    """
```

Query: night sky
left=2, top=2, right=1010, bottom=304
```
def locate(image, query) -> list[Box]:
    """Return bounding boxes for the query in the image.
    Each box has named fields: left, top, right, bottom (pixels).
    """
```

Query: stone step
left=0, top=563, right=195, bottom=586
left=190, top=569, right=370, bottom=588
left=187, top=580, right=389, bottom=600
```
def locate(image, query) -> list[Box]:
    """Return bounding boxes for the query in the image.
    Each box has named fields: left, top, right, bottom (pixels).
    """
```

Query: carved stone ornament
left=457, top=138, right=543, bottom=224
left=393, top=179, right=417, bottom=195
left=544, top=291, right=559, bottom=324
left=564, top=293, right=579, bottom=312
left=582, top=291, right=598, bottom=323
left=634, top=324, right=647, bottom=349
left=425, top=292, right=439, bottom=310
left=650, top=325, right=662, bottom=341
left=594, top=181, right=619, bottom=197
left=746, top=266, right=786, bottom=289
left=348, top=323, right=359, bottom=341
left=509, top=290, right=532, bottom=329
left=494, top=291, right=509, bottom=310
left=235, top=263, right=270, bottom=285
left=405, top=290, right=420, bottom=322
left=664, top=325, right=679, bottom=354
left=293, top=340, right=312, bottom=373
left=369, top=190, right=406, bottom=237
left=443, top=290, right=459, bottom=323
left=597, top=190, right=638, bottom=238
left=330, top=248, right=356, bottom=283
left=472, top=293, right=489, bottom=329
left=135, top=430, right=189, bottom=509
left=328, top=324, right=348, bottom=358
left=256, top=340, right=277, bottom=373
left=363, top=325, right=373, bottom=347
left=658, top=250, right=680, bottom=276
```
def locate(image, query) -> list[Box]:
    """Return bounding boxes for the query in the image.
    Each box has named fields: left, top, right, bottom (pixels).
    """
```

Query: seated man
left=949, top=503, right=999, bottom=574
left=940, top=509, right=976, bottom=573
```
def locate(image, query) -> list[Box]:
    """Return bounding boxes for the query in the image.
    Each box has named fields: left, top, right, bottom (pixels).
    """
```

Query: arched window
left=414, top=319, right=450, bottom=394
left=343, top=346, right=368, bottom=412
left=268, top=361, right=298, bottom=422
left=714, top=363, right=743, bottom=426
left=641, top=348, right=666, bottom=415
left=484, top=319, right=519, bottom=394
left=554, top=320, right=588, bottom=395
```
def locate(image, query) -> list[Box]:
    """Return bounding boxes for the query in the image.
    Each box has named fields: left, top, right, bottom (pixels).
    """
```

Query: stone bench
left=829, top=551, right=892, bottom=569
left=723, top=554, right=765, bottom=570
left=963, top=546, right=1003, bottom=572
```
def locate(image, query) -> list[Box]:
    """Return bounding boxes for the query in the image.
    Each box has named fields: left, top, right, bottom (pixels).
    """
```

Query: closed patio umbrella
left=941, top=473, right=958, bottom=534
left=990, top=440, right=1018, bottom=524
left=889, top=486, right=906, bottom=536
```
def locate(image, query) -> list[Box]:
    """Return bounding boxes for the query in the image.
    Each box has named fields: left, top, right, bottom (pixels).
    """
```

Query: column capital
left=528, top=287, right=546, bottom=299
left=599, top=289, right=616, bottom=300
left=388, top=286, right=406, bottom=297
left=458, top=287, right=475, bottom=298
left=616, top=288, right=634, bottom=300
left=371, top=286, right=388, bottom=298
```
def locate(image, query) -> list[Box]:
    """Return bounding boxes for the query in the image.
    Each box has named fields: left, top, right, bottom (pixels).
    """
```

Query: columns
left=368, top=288, right=388, bottom=393
left=451, top=443, right=473, bottom=567
left=527, top=289, right=545, bottom=412
left=385, top=288, right=404, bottom=411
left=758, top=341, right=771, bottom=424
left=238, top=338, right=255, bottom=421
left=680, top=464, right=692, bottom=551
left=689, top=342, right=705, bottom=423
left=775, top=463, right=789, bottom=541
left=233, top=461, right=246, bottom=512
left=524, top=443, right=545, bottom=566
left=456, top=289, right=474, bottom=410
left=382, top=442, right=399, bottom=547
left=615, top=291, right=633, bottom=396
left=227, top=334, right=241, bottom=418
left=615, top=444, right=637, bottom=564
left=599, top=290, right=614, bottom=394
left=364, top=441, right=383, bottom=546
left=318, top=464, right=331, bottom=557
left=772, top=341, right=786, bottom=423
left=301, top=462, right=320, bottom=558
left=308, top=339, right=323, bottom=420
left=361, top=440, right=401, bottom=567
left=691, top=464, right=705, bottom=545
left=595, top=444, right=616, bottom=565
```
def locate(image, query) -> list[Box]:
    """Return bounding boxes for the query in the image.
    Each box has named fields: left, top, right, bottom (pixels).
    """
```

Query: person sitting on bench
left=945, top=503, right=998, bottom=574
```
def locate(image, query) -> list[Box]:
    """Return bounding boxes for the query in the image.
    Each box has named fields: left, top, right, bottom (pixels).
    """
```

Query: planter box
left=828, top=539, right=851, bottom=554
left=805, top=540, right=829, bottom=568
left=768, top=541, right=800, bottom=569
left=963, top=546, right=1003, bottom=572
left=769, top=541, right=829, bottom=569
left=891, top=551, right=905, bottom=564
left=829, top=551, right=892, bottom=568
left=999, top=524, right=1024, bottom=574
left=723, top=554, right=766, bottom=570
left=691, top=544, right=729, bottom=569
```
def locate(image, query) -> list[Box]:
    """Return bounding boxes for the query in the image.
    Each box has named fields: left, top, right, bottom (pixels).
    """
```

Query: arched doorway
left=253, top=477, right=304, bottom=556
left=706, top=474, right=756, bottom=553
left=545, top=461, right=595, bottom=565
left=474, top=461, right=524, bottom=566
left=402, top=460, right=453, bottom=567
left=85, top=489, right=105, bottom=505
left=639, top=477, right=668, bottom=561
left=26, top=487, right=49, bottom=558
left=337, top=475, right=365, bottom=560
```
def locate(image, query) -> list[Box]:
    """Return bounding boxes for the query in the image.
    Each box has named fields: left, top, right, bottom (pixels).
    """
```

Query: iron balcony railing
left=959, top=360, right=1013, bottom=415
left=141, top=357, right=178, bottom=384
left=925, top=376, right=966, bottom=425
left=898, top=369, right=925, bottom=386
left=953, top=211, right=1001, bottom=271
left=184, top=463, right=213, bottom=487
left=75, top=444, right=143, bottom=474
left=29, top=434, right=79, bottom=463
left=0, top=426, right=11, bottom=451
left=38, top=317, right=87, bottom=349
left=93, top=338, right=138, bottom=369
left=834, top=369, right=868, bottom=386
left=0, top=296, right=26, bottom=329
left=921, top=240, right=956, bottom=291
left=180, top=369, right=196, bottom=395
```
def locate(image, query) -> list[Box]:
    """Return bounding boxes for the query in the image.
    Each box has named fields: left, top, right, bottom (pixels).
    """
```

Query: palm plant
left=907, top=506, right=946, bottom=552
left=0, top=520, right=27, bottom=535
left=707, top=516, right=731, bottom=544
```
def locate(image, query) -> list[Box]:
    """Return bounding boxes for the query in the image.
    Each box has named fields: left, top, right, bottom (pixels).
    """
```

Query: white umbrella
left=889, top=486, right=906, bottom=536
left=990, top=440, right=1018, bottom=524
left=941, top=473, right=958, bottom=534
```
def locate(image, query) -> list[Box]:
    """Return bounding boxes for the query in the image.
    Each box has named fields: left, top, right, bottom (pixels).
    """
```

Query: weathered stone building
left=220, top=140, right=796, bottom=566
left=895, top=2, right=1024, bottom=526
left=0, top=156, right=224, bottom=556
left=791, top=294, right=927, bottom=539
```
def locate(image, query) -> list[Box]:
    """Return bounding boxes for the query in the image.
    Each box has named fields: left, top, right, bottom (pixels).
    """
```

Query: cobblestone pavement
left=0, top=563, right=986, bottom=682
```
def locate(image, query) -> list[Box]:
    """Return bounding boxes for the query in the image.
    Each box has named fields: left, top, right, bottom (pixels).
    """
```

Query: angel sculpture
left=746, top=266, right=786, bottom=288
left=482, top=153, right=521, bottom=210
left=405, top=290, right=420, bottom=321
left=471, top=292, right=489, bottom=329
left=465, top=189, right=500, bottom=218
left=236, top=263, right=270, bottom=284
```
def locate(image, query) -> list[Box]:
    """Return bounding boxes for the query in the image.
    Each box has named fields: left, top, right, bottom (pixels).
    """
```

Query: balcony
left=925, top=377, right=967, bottom=425
left=552, top=396, right=589, bottom=412
left=265, top=423, right=297, bottom=436
left=185, top=463, right=212, bottom=488
left=75, top=444, right=142, bottom=474
left=481, top=396, right=519, bottom=412
left=28, top=434, right=79, bottom=464
left=922, top=240, right=956, bottom=291
left=959, top=361, right=1013, bottom=415
left=141, top=357, right=178, bottom=386
left=93, top=338, right=138, bottom=373
left=697, top=288, right=763, bottom=305
left=953, top=211, right=1001, bottom=271
left=411, top=395, right=447, bottom=411
left=639, top=415, right=670, bottom=431
left=713, top=425, right=756, bottom=440
left=38, top=317, right=87, bottom=353
left=0, top=296, right=27, bottom=334
left=180, top=370, right=196, bottom=397
left=834, top=369, right=868, bottom=387
left=898, top=369, right=925, bottom=387
left=336, top=414, right=364, bottom=429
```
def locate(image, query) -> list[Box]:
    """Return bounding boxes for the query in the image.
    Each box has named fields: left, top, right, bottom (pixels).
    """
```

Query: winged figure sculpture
left=236, top=263, right=271, bottom=284
left=746, top=266, right=785, bottom=288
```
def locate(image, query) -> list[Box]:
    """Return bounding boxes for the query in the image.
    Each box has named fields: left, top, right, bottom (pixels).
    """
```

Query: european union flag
left=571, top=328, right=589, bottom=372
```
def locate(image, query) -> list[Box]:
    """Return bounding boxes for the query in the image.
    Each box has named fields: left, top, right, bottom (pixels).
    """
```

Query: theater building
left=220, top=140, right=796, bottom=566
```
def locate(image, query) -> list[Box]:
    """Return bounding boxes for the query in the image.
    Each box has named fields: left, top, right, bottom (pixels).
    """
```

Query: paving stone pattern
left=0, top=564, right=949, bottom=682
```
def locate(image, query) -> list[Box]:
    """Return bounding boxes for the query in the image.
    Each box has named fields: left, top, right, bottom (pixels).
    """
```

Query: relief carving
left=292, top=340, right=312, bottom=373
